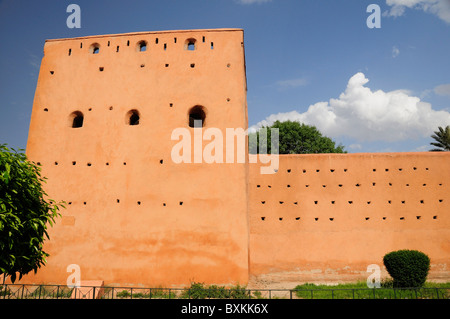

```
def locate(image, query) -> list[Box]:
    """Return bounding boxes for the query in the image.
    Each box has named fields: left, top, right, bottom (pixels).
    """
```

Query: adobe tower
left=25, top=29, right=250, bottom=286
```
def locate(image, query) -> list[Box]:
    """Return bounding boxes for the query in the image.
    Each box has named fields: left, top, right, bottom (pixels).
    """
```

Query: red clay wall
left=23, top=29, right=249, bottom=287
left=249, top=153, right=450, bottom=285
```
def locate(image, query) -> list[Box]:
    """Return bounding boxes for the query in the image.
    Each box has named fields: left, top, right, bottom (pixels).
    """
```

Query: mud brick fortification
left=22, top=29, right=449, bottom=287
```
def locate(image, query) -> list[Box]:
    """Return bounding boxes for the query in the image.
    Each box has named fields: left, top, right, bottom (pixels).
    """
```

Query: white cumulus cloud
left=250, top=72, right=450, bottom=142
left=434, top=83, right=450, bottom=96
left=384, top=0, right=450, bottom=23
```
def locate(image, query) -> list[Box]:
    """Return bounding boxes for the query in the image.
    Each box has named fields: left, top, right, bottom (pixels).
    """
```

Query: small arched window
left=69, top=111, right=84, bottom=128
left=89, top=43, right=100, bottom=54
left=185, top=38, right=196, bottom=51
left=126, top=109, right=140, bottom=125
left=137, top=40, right=147, bottom=52
left=188, top=105, right=206, bottom=128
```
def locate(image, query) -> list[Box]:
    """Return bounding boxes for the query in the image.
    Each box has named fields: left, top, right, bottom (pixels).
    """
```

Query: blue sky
left=0, top=0, right=449, bottom=153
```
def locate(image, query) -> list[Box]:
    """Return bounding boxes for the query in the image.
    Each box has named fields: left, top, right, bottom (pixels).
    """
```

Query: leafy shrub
left=116, top=288, right=174, bottom=299
left=229, top=284, right=249, bottom=299
left=26, top=285, right=72, bottom=299
left=380, top=277, right=394, bottom=288
left=181, top=282, right=249, bottom=299
left=383, top=250, right=430, bottom=288
left=208, top=285, right=229, bottom=298
left=252, top=290, right=263, bottom=299
left=181, top=282, right=208, bottom=299
left=150, top=288, right=176, bottom=299
left=130, top=292, right=146, bottom=298
left=0, top=285, right=11, bottom=297
left=116, top=290, right=131, bottom=298
left=182, top=282, right=227, bottom=299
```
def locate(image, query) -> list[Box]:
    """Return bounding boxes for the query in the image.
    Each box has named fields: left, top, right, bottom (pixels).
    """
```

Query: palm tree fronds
left=429, top=125, right=450, bottom=152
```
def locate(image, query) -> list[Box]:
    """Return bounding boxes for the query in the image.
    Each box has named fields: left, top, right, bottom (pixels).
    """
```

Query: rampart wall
left=248, top=153, right=450, bottom=285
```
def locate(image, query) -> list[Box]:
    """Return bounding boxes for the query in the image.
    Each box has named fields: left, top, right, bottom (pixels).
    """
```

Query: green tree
left=249, top=120, right=346, bottom=154
left=0, top=144, right=64, bottom=283
left=429, top=125, right=450, bottom=152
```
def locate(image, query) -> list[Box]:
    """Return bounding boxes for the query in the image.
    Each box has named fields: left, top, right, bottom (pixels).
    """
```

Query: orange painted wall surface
left=249, top=153, right=450, bottom=283
left=24, top=29, right=249, bottom=286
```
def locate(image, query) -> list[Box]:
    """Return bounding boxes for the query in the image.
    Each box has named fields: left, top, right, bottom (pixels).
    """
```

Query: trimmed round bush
left=383, top=250, right=430, bottom=288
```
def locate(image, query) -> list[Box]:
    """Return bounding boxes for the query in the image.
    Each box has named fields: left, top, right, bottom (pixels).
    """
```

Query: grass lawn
left=293, top=281, right=450, bottom=299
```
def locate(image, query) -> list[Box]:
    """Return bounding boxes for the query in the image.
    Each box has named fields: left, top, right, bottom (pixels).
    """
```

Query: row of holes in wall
left=273, top=167, right=432, bottom=173
left=257, top=182, right=444, bottom=188
left=54, top=37, right=236, bottom=75
left=259, top=199, right=444, bottom=205
left=49, top=61, right=232, bottom=74
left=70, top=37, right=220, bottom=57
left=36, top=162, right=448, bottom=195
left=66, top=200, right=183, bottom=206
left=37, top=159, right=165, bottom=166
left=44, top=105, right=209, bottom=128
left=259, top=216, right=439, bottom=221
